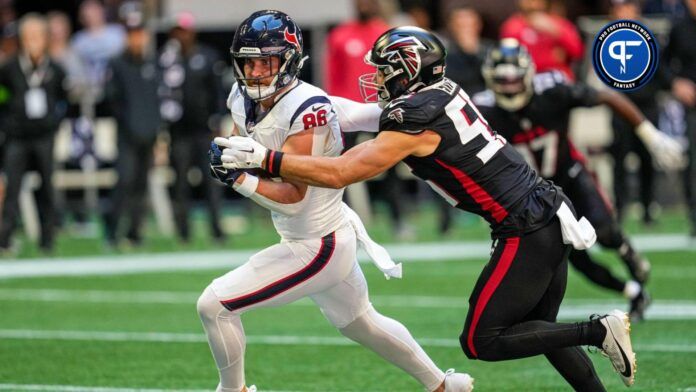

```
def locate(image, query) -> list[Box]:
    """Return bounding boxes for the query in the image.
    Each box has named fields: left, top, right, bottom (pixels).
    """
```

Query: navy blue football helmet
left=482, top=38, right=536, bottom=111
left=230, top=10, right=306, bottom=101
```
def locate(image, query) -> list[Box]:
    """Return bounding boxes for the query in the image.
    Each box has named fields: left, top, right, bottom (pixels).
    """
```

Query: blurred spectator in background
left=103, top=9, right=160, bottom=247
left=500, top=0, right=584, bottom=80
left=0, top=13, right=66, bottom=254
left=0, top=0, right=16, bottom=64
left=445, top=7, right=491, bottom=96
left=48, top=11, right=94, bottom=229
left=0, top=21, right=16, bottom=63
left=0, top=22, right=16, bottom=221
left=644, top=0, right=687, bottom=19
left=325, top=0, right=388, bottom=101
left=48, top=11, right=87, bottom=106
left=664, top=0, right=696, bottom=234
left=402, top=0, right=432, bottom=29
left=72, top=0, right=126, bottom=118
left=159, top=12, right=225, bottom=243
left=609, top=0, right=665, bottom=224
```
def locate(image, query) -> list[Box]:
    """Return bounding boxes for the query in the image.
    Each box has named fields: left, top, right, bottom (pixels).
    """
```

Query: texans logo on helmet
left=284, top=27, right=301, bottom=51
left=381, top=37, right=426, bottom=80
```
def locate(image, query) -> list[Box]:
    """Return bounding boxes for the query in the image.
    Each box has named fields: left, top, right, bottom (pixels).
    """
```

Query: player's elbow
left=326, top=177, right=346, bottom=189
left=321, top=170, right=346, bottom=189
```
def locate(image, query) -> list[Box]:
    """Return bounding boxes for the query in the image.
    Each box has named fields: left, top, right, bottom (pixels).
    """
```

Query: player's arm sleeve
left=224, top=84, right=241, bottom=136
left=557, top=82, right=601, bottom=108
left=329, top=95, right=382, bottom=133
left=378, top=100, right=434, bottom=134
left=226, top=83, right=239, bottom=111
left=287, top=96, right=334, bottom=136
left=596, top=89, right=645, bottom=127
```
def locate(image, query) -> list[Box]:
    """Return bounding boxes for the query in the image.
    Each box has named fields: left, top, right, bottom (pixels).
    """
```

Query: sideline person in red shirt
left=325, top=0, right=389, bottom=100
left=500, top=0, right=584, bottom=80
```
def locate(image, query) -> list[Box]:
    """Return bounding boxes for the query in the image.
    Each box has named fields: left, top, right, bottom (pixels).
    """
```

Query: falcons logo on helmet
left=380, top=37, right=426, bottom=80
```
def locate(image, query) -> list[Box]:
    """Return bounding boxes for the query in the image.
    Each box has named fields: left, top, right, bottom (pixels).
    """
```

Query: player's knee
left=459, top=328, right=478, bottom=360
left=196, top=286, right=222, bottom=323
left=337, top=307, right=375, bottom=339
left=460, top=327, right=502, bottom=361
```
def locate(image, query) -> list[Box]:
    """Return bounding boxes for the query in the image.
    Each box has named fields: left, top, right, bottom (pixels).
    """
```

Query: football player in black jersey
left=218, top=27, right=638, bottom=390
left=473, top=39, right=684, bottom=322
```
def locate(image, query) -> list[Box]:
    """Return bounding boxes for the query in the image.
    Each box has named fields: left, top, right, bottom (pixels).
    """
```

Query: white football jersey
left=227, top=81, right=347, bottom=240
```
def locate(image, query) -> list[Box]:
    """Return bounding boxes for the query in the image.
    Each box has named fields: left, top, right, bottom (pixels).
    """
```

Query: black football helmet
left=482, top=38, right=536, bottom=111
left=359, top=26, right=447, bottom=107
left=230, top=10, right=307, bottom=101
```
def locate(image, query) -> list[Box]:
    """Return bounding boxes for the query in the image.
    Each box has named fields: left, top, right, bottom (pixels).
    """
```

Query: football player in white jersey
left=196, top=10, right=473, bottom=392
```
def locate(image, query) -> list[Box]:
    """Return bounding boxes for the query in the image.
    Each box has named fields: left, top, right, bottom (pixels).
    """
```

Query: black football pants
left=460, top=218, right=607, bottom=391
left=0, top=136, right=56, bottom=250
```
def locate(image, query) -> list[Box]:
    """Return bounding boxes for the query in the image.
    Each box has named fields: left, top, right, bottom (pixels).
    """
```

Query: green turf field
left=1, top=246, right=695, bottom=391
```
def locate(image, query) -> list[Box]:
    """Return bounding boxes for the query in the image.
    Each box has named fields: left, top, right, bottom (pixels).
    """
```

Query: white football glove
left=635, top=121, right=686, bottom=171
left=214, top=136, right=267, bottom=170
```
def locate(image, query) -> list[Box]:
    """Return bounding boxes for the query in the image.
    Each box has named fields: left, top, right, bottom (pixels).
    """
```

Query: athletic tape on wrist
left=264, top=150, right=284, bottom=177
left=232, top=174, right=259, bottom=198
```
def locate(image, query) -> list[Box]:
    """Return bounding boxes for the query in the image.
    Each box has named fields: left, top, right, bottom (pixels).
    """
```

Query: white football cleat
left=599, top=310, right=637, bottom=386
left=443, top=368, right=474, bottom=392
left=246, top=386, right=257, bottom=392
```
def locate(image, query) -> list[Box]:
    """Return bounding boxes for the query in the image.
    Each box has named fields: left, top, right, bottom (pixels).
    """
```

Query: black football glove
left=209, top=141, right=246, bottom=186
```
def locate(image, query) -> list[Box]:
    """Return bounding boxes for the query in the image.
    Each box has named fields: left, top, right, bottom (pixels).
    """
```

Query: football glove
left=214, top=136, right=267, bottom=170
left=208, top=141, right=247, bottom=186
left=635, top=121, right=686, bottom=171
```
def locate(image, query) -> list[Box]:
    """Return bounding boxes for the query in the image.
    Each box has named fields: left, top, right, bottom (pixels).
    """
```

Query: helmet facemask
left=482, top=39, right=535, bottom=111
left=484, top=62, right=534, bottom=111
left=359, top=52, right=411, bottom=108
left=232, top=48, right=306, bottom=101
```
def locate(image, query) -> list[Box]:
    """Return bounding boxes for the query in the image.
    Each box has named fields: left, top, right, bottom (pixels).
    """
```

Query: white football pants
left=197, top=224, right=445, bottom=391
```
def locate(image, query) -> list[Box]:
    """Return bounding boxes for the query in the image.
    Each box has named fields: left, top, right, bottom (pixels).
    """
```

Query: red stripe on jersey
left=460, top=107, right=473, bottom=126
left=568, top=140, right=587, bottom=165
left=467, top=237, right=520, bottom=357
left=435, top=158, right=508, bottom=223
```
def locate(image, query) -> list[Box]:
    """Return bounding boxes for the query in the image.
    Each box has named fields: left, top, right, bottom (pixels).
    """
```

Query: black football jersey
left=473, top=71, right=601, bottom=183
left=379, top=78, right=564, bottom=238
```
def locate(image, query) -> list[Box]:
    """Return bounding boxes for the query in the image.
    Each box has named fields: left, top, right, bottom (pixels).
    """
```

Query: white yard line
left=1, top=234, right=695, bottom=279
left=1, top=288, right=695, bottom=320
left=0, top=384, right=295, bottom=392
left=0, top=329, right=693, bottom=353
left=0, top=385, right=211, bottom=392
